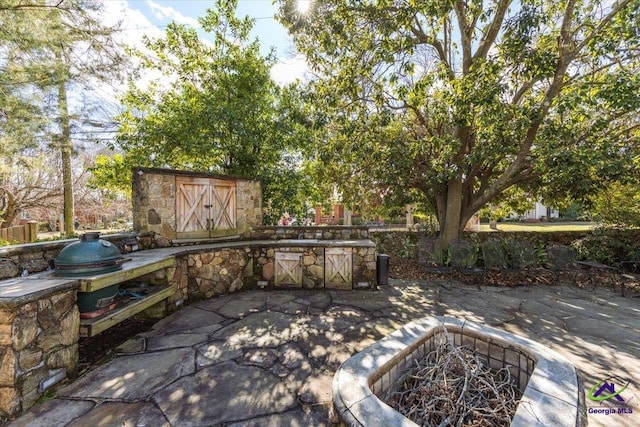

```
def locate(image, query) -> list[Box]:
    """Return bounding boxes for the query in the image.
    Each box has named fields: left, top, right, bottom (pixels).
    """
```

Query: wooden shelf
left=79, top=284, right=175, bottom=338
left=77, top=256, right=176, bottom=292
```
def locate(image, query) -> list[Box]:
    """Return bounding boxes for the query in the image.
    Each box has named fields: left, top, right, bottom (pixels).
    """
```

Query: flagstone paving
left=8, top=279, right=639, bottom=427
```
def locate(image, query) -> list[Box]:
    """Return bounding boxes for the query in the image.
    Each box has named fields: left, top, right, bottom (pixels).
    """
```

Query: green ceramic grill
left=54, top=232, right=124, bottom=276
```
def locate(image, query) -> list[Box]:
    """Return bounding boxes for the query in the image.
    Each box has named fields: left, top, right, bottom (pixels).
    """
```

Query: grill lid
left=54, top=232, right=124, bottom=276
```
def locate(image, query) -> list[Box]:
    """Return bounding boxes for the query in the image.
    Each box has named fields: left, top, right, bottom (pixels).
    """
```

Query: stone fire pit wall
left=333, top=317, right=586, bottom=427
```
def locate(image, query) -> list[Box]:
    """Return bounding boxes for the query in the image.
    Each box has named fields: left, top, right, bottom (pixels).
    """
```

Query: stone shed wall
left=132, top=167, right=262, bottom=241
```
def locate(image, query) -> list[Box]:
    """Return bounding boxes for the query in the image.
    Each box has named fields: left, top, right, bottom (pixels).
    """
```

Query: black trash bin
left=377, top=254, right=390, bottom=286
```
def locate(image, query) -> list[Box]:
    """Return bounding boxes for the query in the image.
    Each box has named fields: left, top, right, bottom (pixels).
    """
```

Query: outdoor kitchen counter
left=63, top=239, right=376, bottom=292
left=0, top=276, right=78, bottom=308
left=0, top=239, right=376, bottom=298
left=0, top=237, right=378, bottom=415
left=0, top=238, right=377, bottom=338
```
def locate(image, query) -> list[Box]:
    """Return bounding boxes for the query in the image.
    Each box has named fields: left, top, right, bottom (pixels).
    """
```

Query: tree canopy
left=278, top=0, right=640, bottom=242
left=0, top=0, right=124, bottom=232
left=114, top=0, right=312, bottom=223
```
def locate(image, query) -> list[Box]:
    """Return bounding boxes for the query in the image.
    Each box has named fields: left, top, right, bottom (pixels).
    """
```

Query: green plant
left=374, top=238, right=390, bottom=255
left=534, top=243, right=549, bottom=268
left=397, top=235, right=417, bottom=259
left=572, top=226, right=640, bottom=265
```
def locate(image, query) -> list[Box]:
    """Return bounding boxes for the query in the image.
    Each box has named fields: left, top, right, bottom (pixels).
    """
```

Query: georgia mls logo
left=589, top=378, right=629, bottom=402
left=587, top=376, right=635, bottom=416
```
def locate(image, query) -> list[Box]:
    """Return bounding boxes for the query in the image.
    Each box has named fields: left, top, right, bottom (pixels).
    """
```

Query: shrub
left=572, top=226, right=640, bottom=265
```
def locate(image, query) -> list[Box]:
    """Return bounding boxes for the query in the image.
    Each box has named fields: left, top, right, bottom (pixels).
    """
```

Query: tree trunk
left=435, top=177, right=480, bottom=249
left=0, top=189, right=17, bottom=228
left=57, top=68, right=74, bottom=237
left=439, top=178, right=464, bottom=247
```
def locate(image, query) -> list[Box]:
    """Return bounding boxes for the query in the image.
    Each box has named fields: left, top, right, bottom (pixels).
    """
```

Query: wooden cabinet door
left=325, top=248, right=352, bottom=290
left=176, top=177, right=237, bottom=238
left=275, top=252, right=303, bottom=288
left=176, top=177, right=210, bottom=237
left=210, top=179, right=236, bottom=231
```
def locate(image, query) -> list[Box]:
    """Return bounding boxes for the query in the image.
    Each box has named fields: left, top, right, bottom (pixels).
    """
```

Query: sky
left=102, top=0, right=309, bottom=86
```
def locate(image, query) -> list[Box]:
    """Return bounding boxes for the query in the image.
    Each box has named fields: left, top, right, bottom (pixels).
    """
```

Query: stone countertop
left=0, top=276, right=78, bottom=308
left=174, top=239, right=377, bottom=254
left=0, top=232, right=137, bottom=256
left=0, top=239, right=377, bottom=303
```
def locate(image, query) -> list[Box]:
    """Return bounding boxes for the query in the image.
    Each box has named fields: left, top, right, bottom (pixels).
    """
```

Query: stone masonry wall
left=167, top=249, right=252, bottom=305
left=354, top=246, right=377, bottom=285
left=164, top=243, right=377, bottom=300
left=253, top=246, right=325, bottom=289
left=236, top=181, right=262, bottom=237
left=0, top=289, right=79, bottom=417
left=132, top=168, right=176, bottom=239
left=250, top=226, right=369, bottom=241
left=252, top=245, right=376, bottom=289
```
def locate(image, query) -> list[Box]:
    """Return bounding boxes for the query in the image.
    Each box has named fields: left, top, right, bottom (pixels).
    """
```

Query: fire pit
left=332, top=317, right=586, bottom=427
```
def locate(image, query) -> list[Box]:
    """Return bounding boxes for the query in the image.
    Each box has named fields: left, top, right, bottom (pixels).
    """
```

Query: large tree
left=0, top=0, right=124, bottom=234
left=278, top=0, right=640, bottom=244
left=114, top=0, right=312, bottom=223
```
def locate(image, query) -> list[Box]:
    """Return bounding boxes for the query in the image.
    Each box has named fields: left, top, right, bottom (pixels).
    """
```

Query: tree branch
left=465, top=166, right=539, bottom=217
left=0, top=1, right=66, bottom=11
left=472, top=0, right=512, bottom=63
left=573, top=0, right=634, bottom=53
left=511, top=79, right=536, bottom=105
left=453, top=0, right=472, bottom=73
left=408, top=23, right=454, bottom=80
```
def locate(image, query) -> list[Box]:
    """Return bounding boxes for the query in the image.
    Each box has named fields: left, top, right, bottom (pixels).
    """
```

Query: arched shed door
left=176, top=176, right=237, bottom=238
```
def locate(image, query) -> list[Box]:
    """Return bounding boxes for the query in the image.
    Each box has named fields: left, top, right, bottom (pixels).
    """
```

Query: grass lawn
left=477, top=221, right=595, bottom=232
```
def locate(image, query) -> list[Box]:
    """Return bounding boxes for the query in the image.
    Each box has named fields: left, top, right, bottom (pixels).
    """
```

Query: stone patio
left=7, top=279, right=639, bottom=427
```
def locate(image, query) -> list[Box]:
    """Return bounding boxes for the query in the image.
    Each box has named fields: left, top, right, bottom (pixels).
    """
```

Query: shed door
left=325, top=248, right=352, bottom=290
left=275, top=252, right=303, bottom=288
left=210, top=179, right=236, bottom=231
left=176, top=177, right=210, bottom=237
left=176, top=177, right=237, bottom=238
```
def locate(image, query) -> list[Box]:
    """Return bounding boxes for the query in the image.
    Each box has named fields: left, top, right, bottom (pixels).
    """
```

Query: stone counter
left=167, top=239, right=377, bottom=304
left=0, top=278, right=79, bottom=418
left=0, top=233, right=136, bottom=281
left=0, top=238, right=378, bottom=417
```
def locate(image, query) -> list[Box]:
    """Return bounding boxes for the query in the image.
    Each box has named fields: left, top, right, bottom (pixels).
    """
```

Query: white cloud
left=97, top=1, right=168, bottom=100
left=146, top=0, right=200, bottom=27
left=102, top=1, right=164, bottom=50
left=270, top=54, right=310, bottom=86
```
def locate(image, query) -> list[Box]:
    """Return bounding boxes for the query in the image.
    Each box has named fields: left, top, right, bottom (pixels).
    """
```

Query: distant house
left=522, top=202, right=559, bottom=221
left=315, top=204, right=344, bottom=225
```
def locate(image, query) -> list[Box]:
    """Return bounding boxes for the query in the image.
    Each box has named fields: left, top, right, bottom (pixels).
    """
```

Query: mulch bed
left=390, top=257, right=429, bottom=280
left=389, top=255, right=638, bottom=291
